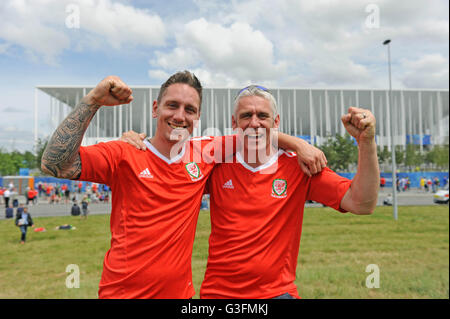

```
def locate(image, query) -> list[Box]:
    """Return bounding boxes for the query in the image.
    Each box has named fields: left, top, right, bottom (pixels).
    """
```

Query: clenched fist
left=341, top=106, right=376, bottom=144
left=86, top=75, right=134, bottom=107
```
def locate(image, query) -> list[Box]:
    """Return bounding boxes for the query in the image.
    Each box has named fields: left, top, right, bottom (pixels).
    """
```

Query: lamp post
left=383, top=39, right=398, bottom=220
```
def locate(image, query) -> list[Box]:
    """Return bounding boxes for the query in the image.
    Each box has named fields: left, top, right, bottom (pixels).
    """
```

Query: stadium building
left=34, top=86, right=449, bottom=151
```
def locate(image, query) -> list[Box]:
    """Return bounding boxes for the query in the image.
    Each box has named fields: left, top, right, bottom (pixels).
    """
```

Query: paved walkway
left=1, top=198, right=112, bottom=220
left=0, top=188, right=445, bottom=220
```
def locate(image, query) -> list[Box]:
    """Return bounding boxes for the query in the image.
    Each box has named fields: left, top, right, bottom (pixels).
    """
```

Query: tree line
left=320, top=134, right=449, bottom=172
left=0, top=139, right=47, bottom=176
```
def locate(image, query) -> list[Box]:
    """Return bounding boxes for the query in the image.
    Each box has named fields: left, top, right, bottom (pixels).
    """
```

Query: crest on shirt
left=272, top=179, right=287, bottom=198
left=185, top=162, right=204, bottom=182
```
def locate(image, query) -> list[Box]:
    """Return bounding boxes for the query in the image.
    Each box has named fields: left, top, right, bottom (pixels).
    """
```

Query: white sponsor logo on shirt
left=222, top=179, right=234, bottom=189
left=139, top=168, right=153, bottom=179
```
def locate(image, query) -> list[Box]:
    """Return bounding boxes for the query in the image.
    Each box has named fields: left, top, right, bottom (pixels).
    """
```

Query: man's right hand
left=86, top=75, right=134, bottom=106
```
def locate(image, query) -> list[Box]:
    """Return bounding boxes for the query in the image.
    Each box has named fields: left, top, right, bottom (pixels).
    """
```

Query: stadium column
left=222, top=94, right=226, bottom=136
left=385, top=91, right=391, bottom=151
left=418, top=91, right=423, bottom=153
left=149, top=88, right=153, bottom=137
left=325, top=90, right=331, bottom=135
left=114, top=103, right=117, bottom=138
left=370, top=90, right=375, bottom=143
left=340, top=90, right=345, bottom=136
left=277, top=89, right=282, bottom=132
left=227, top=88, right=231, bottom=134
left=401, top=90, right=406, bottom=149
left=428, top=94, right=434, bottom=146
left=293, top=90, right=297, bottom=137
left=143, top=90, right=147, bottom=138
left=309, top=89, right=315, bottom=146
left=408, top=95, right=413, bottom=145
left=319, top=93, right=323, bottom=142
left=437, top=91, right=443, bottom=144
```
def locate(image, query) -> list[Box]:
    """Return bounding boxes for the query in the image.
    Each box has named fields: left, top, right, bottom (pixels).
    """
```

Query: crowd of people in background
left=1, top=181, right=111, bottom=213
left=397, top=177, right=412, bottom=192
left=419, top=176, right=448, bottom=193
left=0, top=182, right=17, bottom=208
left=379, top=175, right=448, bottom=193
left=1, top=181, right=113, bottom=242
left=34, top=181, right=111, bottom=205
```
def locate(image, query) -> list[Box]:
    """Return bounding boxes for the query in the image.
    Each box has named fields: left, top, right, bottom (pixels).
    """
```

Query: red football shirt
left=78, top=137, right=222, bottom=299
left=200, top=150, right=352, bottom=299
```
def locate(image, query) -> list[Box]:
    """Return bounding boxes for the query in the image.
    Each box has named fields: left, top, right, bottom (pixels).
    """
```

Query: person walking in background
left=26, top=188, right=38, bottom=206
left=427, top=178, right=433, bottom=193
left=37, top=182, right=43, bottom=197
left=380, top=176, right=385, bottom=188
left=0, top=187, right=4, bottom=205
left=3, top=187, right=11, bottom=208
left=432, top=177, right=440, bottom=193
left=62, top=184, right=71, bottom=204
left=81, top=195, right=89, bottom=219
left=420, top=177, right=425, bottom=192
left=10, top=187, right=19, bottom=208
left=15, top=206, right=34, bottom=244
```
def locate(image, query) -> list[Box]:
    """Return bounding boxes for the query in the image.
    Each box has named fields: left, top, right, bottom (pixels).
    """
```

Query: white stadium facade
left=34, top=86, right=449, bottom=150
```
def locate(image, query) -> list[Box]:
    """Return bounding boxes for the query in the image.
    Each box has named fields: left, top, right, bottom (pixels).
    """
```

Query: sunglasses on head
left=237, top=85, right=270, bottom=96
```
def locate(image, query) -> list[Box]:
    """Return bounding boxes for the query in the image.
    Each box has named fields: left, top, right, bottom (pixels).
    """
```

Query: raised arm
left=41, top=75, right=133, bottom=179
left=340, top=107, right=380, bottom=215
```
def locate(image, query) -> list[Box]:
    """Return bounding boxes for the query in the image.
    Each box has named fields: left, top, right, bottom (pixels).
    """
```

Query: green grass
left=0, top=206, right=448, bottom=299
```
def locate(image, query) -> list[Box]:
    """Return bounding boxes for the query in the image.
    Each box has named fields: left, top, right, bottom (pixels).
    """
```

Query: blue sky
left=0, top=0, right=448, bottom=152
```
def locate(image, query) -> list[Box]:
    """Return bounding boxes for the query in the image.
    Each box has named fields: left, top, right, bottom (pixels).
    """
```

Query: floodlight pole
left=383, top=39, right=398, bottom=220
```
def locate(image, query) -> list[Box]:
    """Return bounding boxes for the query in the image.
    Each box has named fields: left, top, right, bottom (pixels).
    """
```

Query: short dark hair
left=157, top=70, right=203, bottom=111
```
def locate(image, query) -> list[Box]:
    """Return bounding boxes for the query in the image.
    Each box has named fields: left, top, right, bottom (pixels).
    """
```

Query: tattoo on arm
left=41, top=99, right=100, bottom=179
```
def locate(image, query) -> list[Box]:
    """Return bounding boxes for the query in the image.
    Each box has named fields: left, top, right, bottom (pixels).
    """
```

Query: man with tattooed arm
left=41, top=72, right=327, bottom=299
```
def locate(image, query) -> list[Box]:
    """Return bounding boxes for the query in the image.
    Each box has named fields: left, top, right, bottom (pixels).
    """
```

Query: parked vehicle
left=433, top=184, right=449, bottom=204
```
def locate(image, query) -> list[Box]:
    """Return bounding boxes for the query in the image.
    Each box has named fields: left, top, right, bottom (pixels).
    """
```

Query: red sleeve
left=306, top=167, right=352, bottom=213
left=78, top=141, right=124, bottom=185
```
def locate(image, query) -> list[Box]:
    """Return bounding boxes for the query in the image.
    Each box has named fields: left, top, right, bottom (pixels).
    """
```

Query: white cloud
left=400, top=54, right=449, bottom=89
left=0, top=0, right=448, bottom=153
left=279, top=39, right=305, bottom=59
left=0, top=0, right=166, bottom=64
left=0, top=42, right=11, bottom=54
left=147, top=69, right=170, bottom=81
left=150, top=47, right=198, bottom=70
left=149, top=18, right=287, bottom=86
left=78, top=0, right=166, bottom=49
left=180, top=0, right=448, bottom=89
left=0, top=0, right=70, bottom=65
